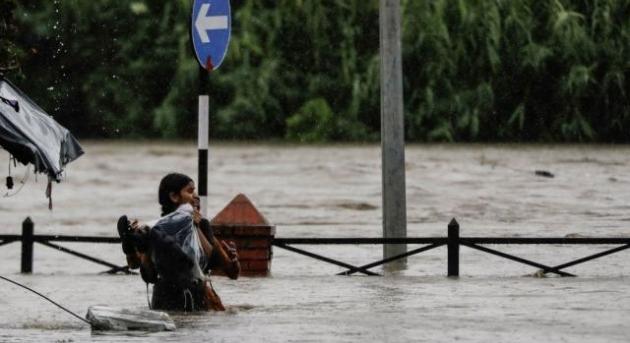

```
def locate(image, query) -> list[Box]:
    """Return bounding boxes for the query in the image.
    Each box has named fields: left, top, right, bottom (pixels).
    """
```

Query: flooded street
left=1, top=142, right=630, bottom=342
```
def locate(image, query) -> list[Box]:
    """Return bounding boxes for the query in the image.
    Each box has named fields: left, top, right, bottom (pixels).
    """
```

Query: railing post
left=21, top=217, right=34, bottom=273
left=448, top=218, right=459, bottom=277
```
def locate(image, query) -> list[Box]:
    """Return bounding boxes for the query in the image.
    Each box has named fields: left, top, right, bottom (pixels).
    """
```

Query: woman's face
left=171, top=181, right=197, bottom=206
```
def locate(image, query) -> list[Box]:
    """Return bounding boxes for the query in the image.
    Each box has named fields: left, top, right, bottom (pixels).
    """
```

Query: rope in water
left=0, top=274, right=91, bottom=325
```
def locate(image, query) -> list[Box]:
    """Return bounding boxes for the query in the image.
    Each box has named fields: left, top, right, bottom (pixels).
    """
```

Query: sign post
left=191, top=0, right=231, bottom=217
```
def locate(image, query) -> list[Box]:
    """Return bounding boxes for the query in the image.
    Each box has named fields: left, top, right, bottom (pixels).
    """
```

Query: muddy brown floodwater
left=1, top=142, right=630, bottom=342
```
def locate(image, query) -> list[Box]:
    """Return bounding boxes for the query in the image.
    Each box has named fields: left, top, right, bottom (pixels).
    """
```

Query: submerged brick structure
left=210, top=194, right=274, bottom=276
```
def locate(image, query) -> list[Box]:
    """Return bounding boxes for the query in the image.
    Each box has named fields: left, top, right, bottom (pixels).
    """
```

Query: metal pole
left=21, top=217, right=34, bottom=273
left=380, top=0, right=407, bottom=268
left=448, top=218, right=460, bottom=277
left=198, top=69, right=209, bottom=218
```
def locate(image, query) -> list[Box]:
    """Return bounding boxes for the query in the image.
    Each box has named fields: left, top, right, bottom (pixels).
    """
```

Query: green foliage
left=215, top=0, right=377, bottom=141
left=286, top=98, right=335, bottom=142
left=286, top=97, right=369, bottom=142
left=13, top=0, right=192, bottom=137
left=5, top=0, right=630, bottom=142
left=0, top=0, right=23, bottom=72
left=402, top=0, right=630, bottom=142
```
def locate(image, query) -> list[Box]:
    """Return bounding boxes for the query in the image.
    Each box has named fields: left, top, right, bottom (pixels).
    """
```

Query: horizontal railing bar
left=0, top=235, right=120, bottom=243
left=274, top=238, right=447, bottom=244
left=274, top=237, right=630, bottom=245
left=464, top=237, right=630, bottom=244
left=1, top=235, right=629, bottom=246
left=35, top=236, right=120, bottom=243
left=0, top=235, right=21, bottom=240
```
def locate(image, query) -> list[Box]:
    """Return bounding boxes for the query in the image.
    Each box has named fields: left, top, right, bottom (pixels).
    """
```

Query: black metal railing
left=2, top=217, right=629, bottom=277
left=0, top=218, right=130, bottom=274
left=273, top=219, right=630, bottom=277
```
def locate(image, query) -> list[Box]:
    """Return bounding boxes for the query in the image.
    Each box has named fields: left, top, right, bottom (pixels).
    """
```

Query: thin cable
left=0, top=274, right=91, bottom=325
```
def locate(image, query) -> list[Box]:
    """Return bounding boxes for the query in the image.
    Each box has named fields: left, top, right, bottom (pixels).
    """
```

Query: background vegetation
left=1, top=0, right=628, bottom=142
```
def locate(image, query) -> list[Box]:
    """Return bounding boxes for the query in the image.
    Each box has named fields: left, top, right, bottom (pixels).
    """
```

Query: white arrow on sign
left=195, top=3, right=228, bottom=43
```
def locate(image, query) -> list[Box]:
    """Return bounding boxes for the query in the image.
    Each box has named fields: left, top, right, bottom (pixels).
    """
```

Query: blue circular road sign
left=192, top=0, right=231, bottom=71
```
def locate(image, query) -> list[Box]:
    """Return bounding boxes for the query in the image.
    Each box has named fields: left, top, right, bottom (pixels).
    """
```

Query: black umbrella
left=0, top=76, right=83, bottom=186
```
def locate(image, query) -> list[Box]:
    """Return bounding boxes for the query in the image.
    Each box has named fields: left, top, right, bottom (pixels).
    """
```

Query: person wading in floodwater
left=117, top=173, right=240, bottom=311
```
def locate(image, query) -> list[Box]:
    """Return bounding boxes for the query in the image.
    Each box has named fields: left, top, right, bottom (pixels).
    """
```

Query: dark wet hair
left=158, top=173, right=193, bottom=216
